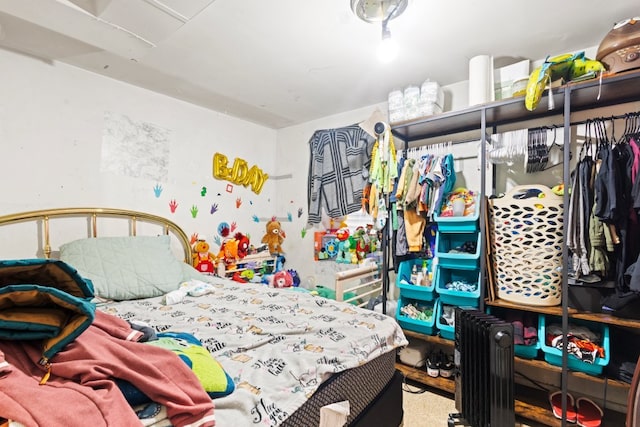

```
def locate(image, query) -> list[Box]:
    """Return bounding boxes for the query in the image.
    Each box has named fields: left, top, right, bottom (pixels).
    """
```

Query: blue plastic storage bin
left=396, top=297, right=438, bottom=335
left=433, top=200, right=479, bottom=233
left=486, top=307, right=540, bottom=359
left=397, top=259, right=435, bottom=301
left=540, top=315, right=610, bottom=376
left=435, top=299, right=455, bottom=340
left=435, top=232, right=481, bottom=270
left=515, top=341, right=540, bottom=359
left=435, top=266, right=481, bottom=307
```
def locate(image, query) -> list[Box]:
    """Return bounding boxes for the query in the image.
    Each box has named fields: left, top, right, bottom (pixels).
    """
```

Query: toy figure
left=191, top=235, right=216, bottom=274
left=271, top=270, right=294, bottom=288
left=218, top=238, right=240, bottom=270
left=235, top=232, right=250, bottom=259
left=261, top=218, right=285, bottom=254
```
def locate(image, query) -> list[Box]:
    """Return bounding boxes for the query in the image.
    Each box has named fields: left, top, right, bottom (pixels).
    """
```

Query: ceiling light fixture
left=351, top=0, right=408, bottom=62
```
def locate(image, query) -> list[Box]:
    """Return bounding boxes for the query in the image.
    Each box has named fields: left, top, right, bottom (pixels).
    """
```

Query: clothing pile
left=0, top=259, right=217, bottom=427
left=545, top=322, right=605, bottom=364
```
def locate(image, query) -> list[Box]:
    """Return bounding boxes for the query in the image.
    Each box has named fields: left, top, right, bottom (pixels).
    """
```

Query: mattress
left=283, top=350, right=396, bottom=426
left=99, top=275, right=407, bottom=426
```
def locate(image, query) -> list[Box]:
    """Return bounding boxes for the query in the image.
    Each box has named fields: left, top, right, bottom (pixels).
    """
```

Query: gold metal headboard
left=0, top=208, right=193, bottom=263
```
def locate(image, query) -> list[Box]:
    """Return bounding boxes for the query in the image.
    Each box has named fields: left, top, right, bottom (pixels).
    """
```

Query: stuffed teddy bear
left=192, top=236, right=216, bottom=274
left=261, top=218, right=285, bottom=254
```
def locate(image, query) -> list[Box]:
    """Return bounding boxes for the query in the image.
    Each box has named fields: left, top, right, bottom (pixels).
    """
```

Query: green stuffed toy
left=148, top=331, right=235, bottom=398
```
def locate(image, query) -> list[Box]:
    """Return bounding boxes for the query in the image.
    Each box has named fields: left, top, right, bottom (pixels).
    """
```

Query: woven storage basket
left=489, top=185, right=563, bottom=306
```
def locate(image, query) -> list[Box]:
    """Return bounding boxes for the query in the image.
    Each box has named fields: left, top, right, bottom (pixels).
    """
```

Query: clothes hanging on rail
left=393, top=149, right=457, bottom=254
left=306, top=124, right=374, bottom=227
left=367, top=126, right=398, bottom=230
left=570, top=114, right=640, bottom=304
left=567, top=153, right=595, bottom=277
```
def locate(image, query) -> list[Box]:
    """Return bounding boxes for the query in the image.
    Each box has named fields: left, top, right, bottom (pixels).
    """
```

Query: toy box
left=314, top=231, right=338, bottom=261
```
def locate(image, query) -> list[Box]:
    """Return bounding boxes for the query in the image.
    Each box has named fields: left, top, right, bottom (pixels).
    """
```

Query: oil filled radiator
left=448, top=308, right=515, bottom=427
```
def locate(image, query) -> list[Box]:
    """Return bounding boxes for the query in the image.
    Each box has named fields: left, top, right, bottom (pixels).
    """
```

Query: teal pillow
left=59, top=235, right=187, bottom=300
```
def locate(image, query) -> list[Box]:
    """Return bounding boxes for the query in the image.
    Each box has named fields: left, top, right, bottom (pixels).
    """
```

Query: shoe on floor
left=439, top=352, right=454, bottom=378
left=426, top=351, right=440, bottom=378
left=549, top=391, right=577, bottom=423
left=576, top=397, right=603, bottom=427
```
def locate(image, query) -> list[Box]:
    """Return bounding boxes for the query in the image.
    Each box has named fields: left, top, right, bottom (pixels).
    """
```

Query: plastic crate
left=435, top=266, right=481, bottom=307
left=515, top=341, right=540, bottom=359
left=435, top=232, right=481, bottom=270
left=539, top=315, right=610, bottom=376
left=486, top=307, right=540, bottom=359
left=433, top=199, right=479, bottom=233
left=435, top=299, right=455, bottom=340
left=396, top=297, right=438, bottom=335
left=397, top=259, right=435, bottom=301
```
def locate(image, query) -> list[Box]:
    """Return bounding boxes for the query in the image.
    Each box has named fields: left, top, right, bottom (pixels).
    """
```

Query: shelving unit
left=391, top=69, right=640, bottom=426
left=220, top=252, right=277, bottom=279
left=396, top=330, right=455, bottom=393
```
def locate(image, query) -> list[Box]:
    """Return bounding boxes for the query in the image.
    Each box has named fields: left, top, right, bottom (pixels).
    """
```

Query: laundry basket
left=489, top=185, right=563, bottom=306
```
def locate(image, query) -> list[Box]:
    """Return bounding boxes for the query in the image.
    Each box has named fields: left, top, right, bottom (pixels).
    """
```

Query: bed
left=0, top=208, right=407, bottom=427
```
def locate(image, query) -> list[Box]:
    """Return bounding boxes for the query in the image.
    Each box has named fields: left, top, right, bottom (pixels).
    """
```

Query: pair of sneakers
left=426, top=350, right=454, bottom=378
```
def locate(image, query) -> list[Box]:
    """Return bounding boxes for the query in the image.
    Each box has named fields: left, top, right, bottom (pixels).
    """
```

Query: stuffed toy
left=218, top=238, right=240, bottom=270
left=261, top=218, right=285, bottom=254
left=235, top=232, right=250, bottom=259
left=191, top=236, right=216, bottom=274
left=287, top=269, right=300, bottom=287
left=271, top=270, right=293, bottom=288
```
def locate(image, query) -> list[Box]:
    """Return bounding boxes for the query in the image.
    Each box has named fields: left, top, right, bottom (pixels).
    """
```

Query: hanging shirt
left=369, top=128, right=398, bottom=194
left=307, top=125, right=373, bottom=226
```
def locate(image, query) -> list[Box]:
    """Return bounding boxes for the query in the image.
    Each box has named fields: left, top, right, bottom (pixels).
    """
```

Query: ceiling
left=0, top=0, right=638, bottom=129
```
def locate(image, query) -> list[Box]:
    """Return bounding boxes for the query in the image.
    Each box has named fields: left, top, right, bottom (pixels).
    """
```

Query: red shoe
left=549, top=391, right=577, bottom=423
left=576, top=397, right=603, bottom=427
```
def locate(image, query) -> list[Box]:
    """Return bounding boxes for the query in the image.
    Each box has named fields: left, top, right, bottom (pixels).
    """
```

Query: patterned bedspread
left=100, top=276, right=407, bottom=427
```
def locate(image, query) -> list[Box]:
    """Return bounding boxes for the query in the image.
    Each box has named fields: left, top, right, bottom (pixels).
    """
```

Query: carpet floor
left=401, top=380, right=545, bottom=427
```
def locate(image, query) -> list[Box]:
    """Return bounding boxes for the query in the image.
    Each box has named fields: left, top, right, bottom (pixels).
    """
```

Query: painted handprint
left=153, top=184, right=163, bottom=198
left=210, top=203, right=219, bottom=214
left=236, top=198, right=242, bottom=208
left=190, top=205, right=198, bottom=218
left=252, top=215, right=259, bottom=222
left=231, top=221, right=237, bottom=232
left=169, top=199, right=178, bottom=213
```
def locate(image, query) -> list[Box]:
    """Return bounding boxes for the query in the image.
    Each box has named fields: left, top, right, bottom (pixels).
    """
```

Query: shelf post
left=479, top=107, right=487, bottom=312
left=560, top=85, right=572, bottom=427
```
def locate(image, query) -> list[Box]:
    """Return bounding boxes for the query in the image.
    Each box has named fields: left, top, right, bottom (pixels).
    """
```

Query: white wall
left=0, top=48, right=277, bottom=260
left=274, top=103, right=388, bottom=286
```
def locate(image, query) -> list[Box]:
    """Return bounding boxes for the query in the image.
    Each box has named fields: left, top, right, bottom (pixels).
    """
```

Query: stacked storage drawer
left=434, top=207, right=481, bottom=339
left=396, top=258, right=437, bottom=335
left=540, top=315, right=610, bottom=376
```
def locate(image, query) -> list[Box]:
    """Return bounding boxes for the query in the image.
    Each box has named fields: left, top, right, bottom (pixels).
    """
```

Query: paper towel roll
left=468, top=55, right=495, bottom=106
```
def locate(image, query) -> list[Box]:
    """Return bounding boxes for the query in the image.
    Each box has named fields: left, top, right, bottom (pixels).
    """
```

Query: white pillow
left=59, top=235, right=192, bottom=300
